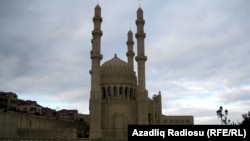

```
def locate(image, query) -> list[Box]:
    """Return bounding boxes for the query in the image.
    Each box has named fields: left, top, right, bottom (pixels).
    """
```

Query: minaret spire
left=89, top=3, right=103, bottom=139
left=135, top=6, right=147, bottom=91
left=126, top=29, right=135, bottom=71
left=135, top=5, right=148, bottom=124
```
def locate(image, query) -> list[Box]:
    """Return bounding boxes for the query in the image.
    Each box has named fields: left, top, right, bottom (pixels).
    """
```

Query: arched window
left=107, top=87, right=111, bottom=97
left=130, top=88, right=133, bottom=98
left=125, top=87, right=128, bottom=98
left=119, top=87, right=123, bottom=96
left=133, top=88, right=136, bottom=99
left=114, top=86, right=117, bottom=96
left=148, top=113, right=152, bottom=124
left=102, top=87, right=106, bottom=99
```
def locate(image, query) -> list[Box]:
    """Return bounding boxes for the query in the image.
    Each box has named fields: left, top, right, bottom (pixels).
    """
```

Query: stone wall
left=0, top=111, right=78, bottom=138
left=0, top=111, right=17, bottom=138
left=17, top=128, right=77, bottom=138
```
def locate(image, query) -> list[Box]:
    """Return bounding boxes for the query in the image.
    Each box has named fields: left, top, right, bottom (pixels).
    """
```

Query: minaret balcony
left=91, top=54, right=103, bottom=60
left=126, top=52, right=135, bottom=56
left=126, top=40, right=134, bottom=45
left=135, top=32, right=146, bottom=38
left=136, top=19, right=145, bottom=25
left=135, top=56, right=147, bottom=61
left=93, top=17, right=102, bottom=22
left=92, top=30, right=103, bottom=37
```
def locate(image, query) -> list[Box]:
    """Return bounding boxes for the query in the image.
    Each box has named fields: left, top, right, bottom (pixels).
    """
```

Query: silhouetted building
left=0, top=91, right=18, bottom=111
left=17, top=99, right=42, bottom=115
left=57, top=109, right=78, bottom=120
left=42, top=107, right=56, bottom=118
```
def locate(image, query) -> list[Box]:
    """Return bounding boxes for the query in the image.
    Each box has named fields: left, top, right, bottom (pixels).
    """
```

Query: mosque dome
left=100, top=54, right=137, bottom=86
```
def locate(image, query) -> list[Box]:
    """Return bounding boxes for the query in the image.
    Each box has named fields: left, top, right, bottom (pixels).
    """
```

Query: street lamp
left=216, top=106, right=230, bottom=125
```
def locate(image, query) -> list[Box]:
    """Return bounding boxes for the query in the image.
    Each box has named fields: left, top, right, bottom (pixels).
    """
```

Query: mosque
left=88, top=3, right=193, bottom=139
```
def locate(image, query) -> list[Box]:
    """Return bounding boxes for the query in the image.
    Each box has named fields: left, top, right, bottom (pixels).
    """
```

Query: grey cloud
left=218, top=86, right=250, bottom=103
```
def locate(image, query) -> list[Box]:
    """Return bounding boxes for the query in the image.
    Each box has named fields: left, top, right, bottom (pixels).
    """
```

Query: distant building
left=148, top=92, right=162, bottom=124
left=0, top=91, right=18, bottom=111
left=161, top=115, right=194, bottom=125
left=17, top=99, right=42, bottom=115
left=57, top=109, right=78, bottom=120
left=78, top=113, right=90, bottom=123
left=42, top=107, right=56, bottom=118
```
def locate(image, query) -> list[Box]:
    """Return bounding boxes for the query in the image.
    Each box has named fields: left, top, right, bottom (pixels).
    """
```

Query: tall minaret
left=126, top=30, right=135, bottom=70
left=89, top=4, right=103, bottom=139
left=135, top=6, right=148, bottom=124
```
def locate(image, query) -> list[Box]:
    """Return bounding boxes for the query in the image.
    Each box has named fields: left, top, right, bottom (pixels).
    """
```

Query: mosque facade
left=88, top=4, right=193, bottom=139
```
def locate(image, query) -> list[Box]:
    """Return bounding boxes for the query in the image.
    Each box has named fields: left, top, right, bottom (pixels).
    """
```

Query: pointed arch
left=102, top=87, right=106, bottom=99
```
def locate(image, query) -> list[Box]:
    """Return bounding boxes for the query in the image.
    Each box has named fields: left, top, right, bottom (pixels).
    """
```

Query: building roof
left=58, top=109, right=78, bottom=113
left=0, top=91, right=17, bottom=97
left=17, top=99, right=42, bottom=107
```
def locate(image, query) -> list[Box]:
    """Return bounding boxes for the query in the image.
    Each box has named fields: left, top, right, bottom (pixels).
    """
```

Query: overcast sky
left=0, top=0, right=250, bottom=125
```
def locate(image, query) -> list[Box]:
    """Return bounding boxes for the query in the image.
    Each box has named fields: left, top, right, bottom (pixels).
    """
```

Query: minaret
left=126, top=30, right=135, bottom=70
left=89, top=4, right=103, bottom=139
left=135, top=6, right=148, bottom=124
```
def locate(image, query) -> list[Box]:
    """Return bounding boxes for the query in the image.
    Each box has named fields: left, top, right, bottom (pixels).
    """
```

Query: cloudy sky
left=0, top=0, right=250, bottom=124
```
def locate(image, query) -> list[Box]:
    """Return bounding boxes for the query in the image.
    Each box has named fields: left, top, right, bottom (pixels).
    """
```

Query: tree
left=216, top=106, right=230, bottom=125
left=240, top=111, right=250, bottom=125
